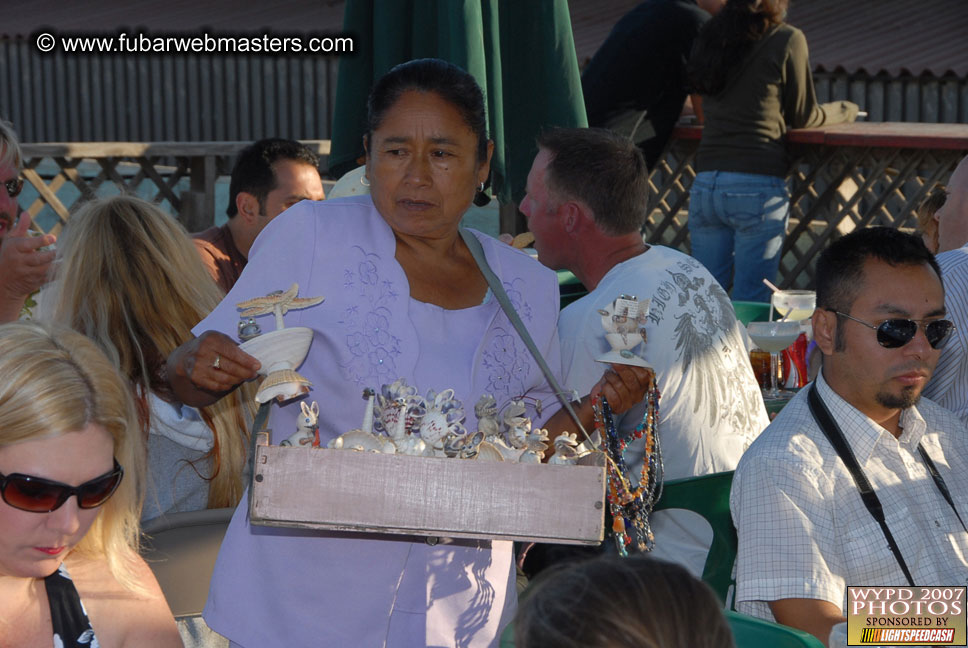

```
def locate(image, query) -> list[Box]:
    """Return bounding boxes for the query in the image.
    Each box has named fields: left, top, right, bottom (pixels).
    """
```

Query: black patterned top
left=44, top=565, right=99, bottom=647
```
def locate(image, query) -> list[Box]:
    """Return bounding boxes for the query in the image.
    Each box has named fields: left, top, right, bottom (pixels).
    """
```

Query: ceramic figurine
left=502, top=400, right=531, bottom=449
left=279, top=401, right=320, bottom=447
left=236, top=283, right=324, bottom=331
left=388, top=397, right=433, bottom=457
left=238, top=317, right=262, bottom=342
left=326, top=382, right=561, bottom=464
left=234, top=283, right=324, bottom=404
left=361, top=388, right=376, bottom=434
left=374, top=379, right=423, bottom=436
left=596, top=294, right=651, bottom=368
left=473, top=395, right=501, bottom=440
left=418, top=389, right=466, bottom=453
left=442, top=430, right=485, bottom=459
left=548, top=430, right=605, bottom=465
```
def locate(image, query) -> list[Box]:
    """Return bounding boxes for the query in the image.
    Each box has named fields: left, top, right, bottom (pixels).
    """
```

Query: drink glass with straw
left=750, top=279, right=806, bottom=399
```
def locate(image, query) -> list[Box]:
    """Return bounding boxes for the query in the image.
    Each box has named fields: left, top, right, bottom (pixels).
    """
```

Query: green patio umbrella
left=328, top=0, right=587, bottom=205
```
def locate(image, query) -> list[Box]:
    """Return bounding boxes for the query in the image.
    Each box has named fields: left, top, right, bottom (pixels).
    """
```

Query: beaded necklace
left=593, top=387, right=663, bottom=556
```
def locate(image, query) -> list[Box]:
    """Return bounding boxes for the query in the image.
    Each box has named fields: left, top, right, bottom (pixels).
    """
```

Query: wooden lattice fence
left=646, top=123, right=968, bottom=289
left=16, top=124, right=968, bottom=290
left=18, top=141, right=331, bottom=236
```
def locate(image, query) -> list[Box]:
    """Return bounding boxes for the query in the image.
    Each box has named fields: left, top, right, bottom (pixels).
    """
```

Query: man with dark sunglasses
left=0, top=118, right=55, bottom=322
left=924, top=154, right=968, bottom=421
left=731, top=227, right=968, bottom=647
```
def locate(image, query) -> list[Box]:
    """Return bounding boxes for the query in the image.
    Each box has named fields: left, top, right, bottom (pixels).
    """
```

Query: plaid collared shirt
left=731, top=371, right=968, bottom=621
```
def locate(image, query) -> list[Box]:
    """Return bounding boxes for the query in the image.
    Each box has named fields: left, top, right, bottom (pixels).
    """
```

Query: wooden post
left=181, top=155, right=217, bottom=233
left=499, top=201, right=526, bottom=237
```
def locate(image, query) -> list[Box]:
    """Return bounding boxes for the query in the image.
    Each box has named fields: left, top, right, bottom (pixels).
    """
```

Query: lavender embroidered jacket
left=196, top=196, right=562, bottom=647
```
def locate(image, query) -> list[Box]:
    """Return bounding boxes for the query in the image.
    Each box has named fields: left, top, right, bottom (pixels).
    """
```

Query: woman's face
left=0, top=424, right=114, bottom=579
left=365, top=90, right=493, bottom=241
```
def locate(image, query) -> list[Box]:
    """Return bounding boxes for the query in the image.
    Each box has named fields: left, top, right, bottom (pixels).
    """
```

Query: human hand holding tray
left=230, top=285, right=607, bottom=544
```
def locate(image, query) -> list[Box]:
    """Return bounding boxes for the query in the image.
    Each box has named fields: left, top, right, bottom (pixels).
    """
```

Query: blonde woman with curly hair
left=0, top=321, right=180, bottom=646
left=45, top=195, right=254, bottom=522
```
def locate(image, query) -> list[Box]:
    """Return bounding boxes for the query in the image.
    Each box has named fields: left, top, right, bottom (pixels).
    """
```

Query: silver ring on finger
left=213, top=354, right=221, bottom=370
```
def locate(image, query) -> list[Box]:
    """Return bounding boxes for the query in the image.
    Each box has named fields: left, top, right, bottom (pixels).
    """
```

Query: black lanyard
left=807, top=384, right=967, bottom=587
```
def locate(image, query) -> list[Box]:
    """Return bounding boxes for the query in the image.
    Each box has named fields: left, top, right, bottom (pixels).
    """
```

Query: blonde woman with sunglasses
left=0, top=321, right=180, bottom=647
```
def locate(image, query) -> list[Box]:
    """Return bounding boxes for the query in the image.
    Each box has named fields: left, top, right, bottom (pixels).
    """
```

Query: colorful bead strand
left=593, top=387, right=663, bottom=555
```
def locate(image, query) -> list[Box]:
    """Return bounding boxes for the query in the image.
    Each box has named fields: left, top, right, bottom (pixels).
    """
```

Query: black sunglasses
left=0, top=459, right=123, bottom=513
left=834, top=311, right=955, bottom=349
left=2, top=178, right=23, bottom=198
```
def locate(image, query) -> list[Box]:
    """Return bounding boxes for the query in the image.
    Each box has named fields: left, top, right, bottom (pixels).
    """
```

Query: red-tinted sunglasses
left=0, top=459, right=123, bottom=513
left=2, top=178, right=23, bottom=198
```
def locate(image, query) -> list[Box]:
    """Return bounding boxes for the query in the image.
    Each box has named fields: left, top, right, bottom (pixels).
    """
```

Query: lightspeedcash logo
left=847, top=587, right=967, bottom=646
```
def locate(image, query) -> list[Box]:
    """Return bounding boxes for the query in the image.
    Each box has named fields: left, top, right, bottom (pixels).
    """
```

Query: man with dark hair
left=194, top=138, right=324, bottom=292
left=522, top=127, right=767, bottom=574
left=924, top=155, right=968, bottom=419
left=581, top=0, right=726, bottom=169
left=732, top=227, right=968, bottom=646
left=0, top=118, right=55, bottom=322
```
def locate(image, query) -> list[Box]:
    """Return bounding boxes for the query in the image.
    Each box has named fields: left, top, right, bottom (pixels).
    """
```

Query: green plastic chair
left=726, top=611, right=825, bottom=648
left=501, top=471, right=739, bottom=647
left=652, top=470, right=737, bottom=605
left=732, top=300, right=772, bottom=326
left=557, top=269, right=588, bottom=309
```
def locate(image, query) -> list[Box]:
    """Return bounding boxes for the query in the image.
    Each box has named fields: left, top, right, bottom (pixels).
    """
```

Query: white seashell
left=486, top=437, right=526, bottom=462
left=395, top=435, right=432, bottom=457
left=328, top=429, right=395, bottom=453
left=518, top=450, right=544, bottom=464
left=577, top=450, right=607, bottom=467
left=575, top=430, right=602, bottom=456
left=475, top=441, right=505, bottom=462
left=255, top=369, right=312, bottom=404
left=239, top=327, right=313, bottom=376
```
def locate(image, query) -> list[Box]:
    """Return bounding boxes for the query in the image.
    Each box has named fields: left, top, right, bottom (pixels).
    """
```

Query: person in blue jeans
left=686, top=0, right=857, bottom=301
left=689, top=172, right=789, bottom=301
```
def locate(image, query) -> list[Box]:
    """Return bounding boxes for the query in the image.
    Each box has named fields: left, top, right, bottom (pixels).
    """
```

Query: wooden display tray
left=248, top=433, right=606, bottom=545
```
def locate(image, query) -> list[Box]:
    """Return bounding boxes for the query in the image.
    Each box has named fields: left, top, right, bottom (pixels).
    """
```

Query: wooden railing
left=18, top=126, right=968, bottom=290
left=648, top=123, right=968, bottom=288
left=18, top=141, right=331, bottom=235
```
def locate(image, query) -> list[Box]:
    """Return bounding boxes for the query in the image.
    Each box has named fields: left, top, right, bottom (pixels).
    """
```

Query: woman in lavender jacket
left=166, top=59, right=650, bottom=647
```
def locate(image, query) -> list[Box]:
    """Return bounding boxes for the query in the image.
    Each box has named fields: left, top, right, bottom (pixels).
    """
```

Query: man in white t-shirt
left=521, top=127, right=768, bottom=575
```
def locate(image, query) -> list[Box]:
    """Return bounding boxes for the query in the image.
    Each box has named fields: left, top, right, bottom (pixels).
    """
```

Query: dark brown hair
left=515, top=555, right=735, bottom=648
left=688, top=0, right=789, bottom=96
left=536, top=127, right=650, bottom=236
left=365, top=58, right=489, bottom=162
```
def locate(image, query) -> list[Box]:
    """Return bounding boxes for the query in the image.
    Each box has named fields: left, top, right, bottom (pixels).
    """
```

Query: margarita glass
left=747, top=320, right=801, bottom=400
